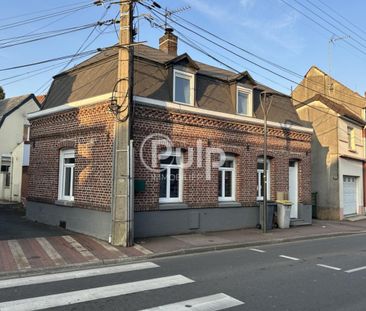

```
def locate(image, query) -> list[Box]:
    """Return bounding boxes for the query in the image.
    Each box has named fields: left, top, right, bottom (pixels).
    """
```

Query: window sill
left=218, top=201, right=242, bottom=208
left=159, top=203, right=188, bottom=210
left=55, top=199, right=75, bottom=207
left=348, top=149, right=357, bottom=153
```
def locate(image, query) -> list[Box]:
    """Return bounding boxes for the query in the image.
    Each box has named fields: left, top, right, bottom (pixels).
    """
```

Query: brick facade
left=28, top=102, right=115, bottom=211
left=28, top=101, right=311, bottom=215
left=134, top=105, right=312, bottom=211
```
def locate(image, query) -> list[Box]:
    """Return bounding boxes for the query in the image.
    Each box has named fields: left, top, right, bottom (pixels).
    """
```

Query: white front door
left=343, top=176, right=357, bottom=216
left=289, top=161, right=298, bottom=218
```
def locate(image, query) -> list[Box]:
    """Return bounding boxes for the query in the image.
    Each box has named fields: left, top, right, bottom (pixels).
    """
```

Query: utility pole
left=111, top=0, right=134, bottom=246
left=260, top=92, right=273, bottom=234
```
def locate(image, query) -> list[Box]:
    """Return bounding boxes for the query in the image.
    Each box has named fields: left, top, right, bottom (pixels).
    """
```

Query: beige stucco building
left=294, top=66, right=366, bottom=220
left=0, top=95, right=40, bottom=202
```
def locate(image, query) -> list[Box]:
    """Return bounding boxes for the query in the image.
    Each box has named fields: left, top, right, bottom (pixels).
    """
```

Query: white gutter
left=27, top=93, right=113, bottom=120
left=27, top=93, right=313, bottom=134
left=135, top=96, right=313, bottom=134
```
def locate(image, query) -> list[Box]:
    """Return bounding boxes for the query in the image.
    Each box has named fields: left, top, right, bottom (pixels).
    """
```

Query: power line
left=0, top=1, right=92, bottom=23
left=141, top=2, right=366, bottom=111
left=316, top=0, right=366, bottom=38
left=279, top=0, right=366, bottom=57
left=305, top=0, right=366, bottom=44
left=0, top=20, right=118, bottom=49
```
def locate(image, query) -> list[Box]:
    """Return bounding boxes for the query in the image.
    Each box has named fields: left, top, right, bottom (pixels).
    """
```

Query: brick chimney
left=159, top=28, right=177, bottom=56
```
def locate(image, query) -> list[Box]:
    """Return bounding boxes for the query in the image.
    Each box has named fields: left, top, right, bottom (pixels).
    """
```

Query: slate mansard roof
left=42, top=44, right=304, bottom=126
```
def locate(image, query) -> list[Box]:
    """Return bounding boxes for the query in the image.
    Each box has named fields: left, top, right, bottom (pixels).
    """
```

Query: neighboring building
left=27, top=30, right=312, bottom=240
left=0, top=94, right=41, bottom=203
left=293, top=66, right=366, bottom=220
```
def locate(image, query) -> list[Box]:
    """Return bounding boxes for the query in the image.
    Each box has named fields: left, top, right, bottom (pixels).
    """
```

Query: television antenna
left=328, top=34, right=350, bottom=93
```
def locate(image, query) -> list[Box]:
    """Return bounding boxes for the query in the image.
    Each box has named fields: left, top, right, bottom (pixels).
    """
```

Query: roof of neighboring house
left=36, top=95, right=46, bottom=104
left=305, top=65, right=366, bottom=101
left=0, top=94, right=40, bottom=128
left=296, top=94, right=366, bottom=125
left=42, top=44, right=303, bottom=125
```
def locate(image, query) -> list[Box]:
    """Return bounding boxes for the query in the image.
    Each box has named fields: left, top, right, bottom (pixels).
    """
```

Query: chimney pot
left=159, top=28, right=178, bottom=56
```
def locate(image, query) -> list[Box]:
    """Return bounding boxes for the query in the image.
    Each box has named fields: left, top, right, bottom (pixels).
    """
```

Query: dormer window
left=173, top=69, right=194, bottom=105
left=236, top=86, right=253, bottom=116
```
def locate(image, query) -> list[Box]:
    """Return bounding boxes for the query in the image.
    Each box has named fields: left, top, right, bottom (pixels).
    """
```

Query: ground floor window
left=218, top=154, right=235, bottom=201
left=58, top=149, right=75, bottom=201
left=257, top=157, right=270, bottom=200
left=159, top=151, right=182, bottom=203
left=1, top=155, right=11, bottom=187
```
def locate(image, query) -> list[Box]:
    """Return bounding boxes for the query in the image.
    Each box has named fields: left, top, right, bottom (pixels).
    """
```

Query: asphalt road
left=2, top=233, right=366, bottom=310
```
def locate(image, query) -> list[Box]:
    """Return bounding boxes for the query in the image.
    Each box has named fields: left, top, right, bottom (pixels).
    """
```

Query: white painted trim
left=236, top=86, right=253, bottom=117
left=173, top=69, right=195, bottom=106
left=27, top=93, right=113, bottom=120
left=218, top=154, right=236, bottom=202
left=135, top=96, right=313, bottom=134
left=159, top=150, right=183, bottom=203
left=58, top=149, right=75, bottom=202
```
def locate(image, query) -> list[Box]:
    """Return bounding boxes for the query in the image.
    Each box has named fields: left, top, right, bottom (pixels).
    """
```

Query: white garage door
left=343, top=176, right=357, bottom=216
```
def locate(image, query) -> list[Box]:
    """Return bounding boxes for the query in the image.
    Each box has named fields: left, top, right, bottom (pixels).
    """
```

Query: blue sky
left=2, top=0, right=366, bottom=98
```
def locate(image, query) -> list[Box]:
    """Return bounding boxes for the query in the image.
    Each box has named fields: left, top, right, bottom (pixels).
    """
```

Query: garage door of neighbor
left=343, top=176, right=357, bottom=216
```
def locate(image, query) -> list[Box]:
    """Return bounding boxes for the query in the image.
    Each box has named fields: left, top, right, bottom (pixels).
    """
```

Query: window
left=58, top=149, right=75, bottom=201
left=362, top=108, right=366, bottom=121
left=218, top=154, right=235, bottom=201
left=347, top=126, right=356, bottom=150
left=1, top=155, right=11, bottom=188
left=237, top=86, right=253, bottom=116
left=159, top=151, right=183, bottom=203
left=173, top=69, right=194, bottom=105
left=257, top=158, right=270, bottom=200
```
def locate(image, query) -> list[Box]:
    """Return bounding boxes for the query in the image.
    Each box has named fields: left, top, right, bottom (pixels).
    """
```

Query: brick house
left=27, top=30, right=312, bottom=240
left=293, top=66, right=366, bottom=220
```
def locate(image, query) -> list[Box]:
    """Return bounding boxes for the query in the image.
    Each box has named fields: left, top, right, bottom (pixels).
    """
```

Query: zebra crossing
left=0, top=261, right=244, bottom=311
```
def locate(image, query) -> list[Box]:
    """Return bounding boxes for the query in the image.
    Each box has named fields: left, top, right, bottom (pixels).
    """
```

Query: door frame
left=289, top=160, right=299, bottom=219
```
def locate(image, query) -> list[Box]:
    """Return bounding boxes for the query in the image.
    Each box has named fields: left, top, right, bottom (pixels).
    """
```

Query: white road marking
left=345, top=266, right=366, bottom=273
left=36, top=237, right=66, bottom=266
left=279, top=255, right=300, bottom=261
left=62, top=235, right=99, bottom=262
left=134, top=244, right=154, bottom=255
left=317, top=264, right=342, bottom=271
left=0, top=275, right=194, bottom=311
left=0, top=262, right=159, bottom=289
left=140, top=293, right=244, bottom=311
left=249, top=248, right=266, bottom=253
left=7, top=240, right=31, bottom=270
left=91, top=237, right=127, bottom=257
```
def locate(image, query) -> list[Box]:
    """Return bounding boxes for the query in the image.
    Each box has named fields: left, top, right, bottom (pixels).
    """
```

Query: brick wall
left=133, top=105, right=312, bottom=211
left=28, top=102, right=115, bottom=211
left=28, top=102, right=312, bottom=214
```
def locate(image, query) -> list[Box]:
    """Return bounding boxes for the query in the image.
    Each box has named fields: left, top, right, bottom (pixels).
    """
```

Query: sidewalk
left=136, top=219, right=366, bottom=255
left=2, top=217, right=366, bottom=277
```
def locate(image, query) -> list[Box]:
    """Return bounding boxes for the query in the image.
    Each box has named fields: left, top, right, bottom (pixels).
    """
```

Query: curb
left=1, top=230, right=366, bottom=280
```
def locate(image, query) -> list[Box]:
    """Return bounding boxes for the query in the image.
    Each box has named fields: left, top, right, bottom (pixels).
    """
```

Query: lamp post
left=260, top=91, right=274, bottom=234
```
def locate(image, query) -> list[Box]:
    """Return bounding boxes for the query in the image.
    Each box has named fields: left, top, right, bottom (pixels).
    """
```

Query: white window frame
left=159, top=150, right=183, bottom=203
left=173, top=69, right=195, bottom=106
left=218, top=154, right=236, bottom=202
left=236, top=86, right=253, bottom=117
left=257, top=158, right=270, bottom=201
left=58, top=149, right=75, bottom=201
